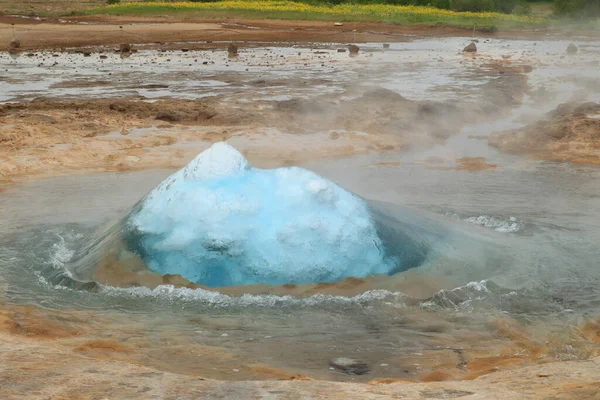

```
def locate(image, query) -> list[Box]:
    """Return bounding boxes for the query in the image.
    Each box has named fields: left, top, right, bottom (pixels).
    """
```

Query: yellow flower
left=105, top=1, right=545, bottom=25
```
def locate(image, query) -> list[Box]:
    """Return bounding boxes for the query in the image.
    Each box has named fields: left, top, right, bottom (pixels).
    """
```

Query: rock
left=334, top=22, right=343, bottom=26
left=463, top=42, right=477, bottom=53
left=9, top=38, right=20, bottom=49
left=348, top=45, right=359, bottom=55
left=228, top=44, right=238, bottom=57
left=566, top=43, right=578, bottom=54
left=83, top=52, right=92, bottom=57
left=522, top=65, right=533, bottom=73
left=99, top=55, right=108, bottom=59
left=181, top=48, right=190, bottom=52
left=337, top=49, right=346, bottom=53
left=329, top=358, right=370, bottom=375
left=383, top=43, right=390, bottom=49
left=119, top=43, right=131, bottom=53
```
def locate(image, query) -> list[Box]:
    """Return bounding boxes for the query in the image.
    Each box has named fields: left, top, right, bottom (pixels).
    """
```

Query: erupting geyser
left=65, top=142, right=452, bottom=291
left=123, top=142, right=397, bottom=287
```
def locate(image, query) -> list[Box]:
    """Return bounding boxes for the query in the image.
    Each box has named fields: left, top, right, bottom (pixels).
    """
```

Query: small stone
left=119, top=43, right=131, bottom=53
left=83, top=51, right=92, bottom=57
left=334, top=22, right=343, bottom=26
left=383, top=43, right=390, bottom=49
left=9, top=38, right=20, bottom=49
left=463, top=42, right=477, bottom=53
left=348, top=45, right=359, bottom=55
left=228, top=44, right=238, bottom=57
left=566, top=43, right=578, bottom=54
left=522, top=65, right=533, bottom=73
left=337, top=49, right=346, bottom=53
left=329, top=357, right=370, bottom=375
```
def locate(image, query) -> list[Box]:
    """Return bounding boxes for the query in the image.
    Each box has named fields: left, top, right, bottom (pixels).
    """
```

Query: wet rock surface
left=330, top=357, right=371, bottom=375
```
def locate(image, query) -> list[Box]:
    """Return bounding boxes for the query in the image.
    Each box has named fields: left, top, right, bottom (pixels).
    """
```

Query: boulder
left=463, top=42, right=477, bottom=53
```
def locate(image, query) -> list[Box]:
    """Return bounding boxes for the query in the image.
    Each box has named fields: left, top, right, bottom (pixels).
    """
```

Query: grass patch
left=80, top=0, right=547, bottom=30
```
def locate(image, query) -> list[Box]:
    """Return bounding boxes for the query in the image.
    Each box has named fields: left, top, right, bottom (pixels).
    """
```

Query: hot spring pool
left=1, top=145, right=599, bottom=381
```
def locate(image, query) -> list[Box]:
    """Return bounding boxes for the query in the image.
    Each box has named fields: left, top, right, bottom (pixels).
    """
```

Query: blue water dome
left=123, top=142, right=398, bottom=287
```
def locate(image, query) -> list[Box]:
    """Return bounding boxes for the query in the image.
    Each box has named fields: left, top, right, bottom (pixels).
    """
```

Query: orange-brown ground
left=0, top=88, right=493, bottom=181
left=1, top=300, right=599, bottom=399
left=490, top=102, right=600, bottom=165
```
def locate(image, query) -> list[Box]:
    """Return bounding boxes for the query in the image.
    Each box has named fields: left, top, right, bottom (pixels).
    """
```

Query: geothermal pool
left=1, top=37, right=600, bottom=382
left=1, top=143, right=600, bottom=381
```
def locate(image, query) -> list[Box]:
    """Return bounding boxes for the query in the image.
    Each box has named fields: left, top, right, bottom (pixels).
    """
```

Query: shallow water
left=1, top=38, right=600, bottom=381
left=2, top=37, right=599, bottom=104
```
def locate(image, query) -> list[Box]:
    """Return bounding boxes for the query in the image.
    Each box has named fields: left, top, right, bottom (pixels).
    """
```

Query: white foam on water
left=420, top=280, right=496, bottom=310
left=98, top=284, right=406, bottom=308
left=446, top=212, right=523, bottom=233
left=465, top=215, right=522, bottom=233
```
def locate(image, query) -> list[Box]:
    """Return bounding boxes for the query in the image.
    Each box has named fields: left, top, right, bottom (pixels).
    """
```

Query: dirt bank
left=490, top=102, right=600, bottom=165
left=0, top=18, right=464, bottom=51
left=2, top=16, right=600, bottom=52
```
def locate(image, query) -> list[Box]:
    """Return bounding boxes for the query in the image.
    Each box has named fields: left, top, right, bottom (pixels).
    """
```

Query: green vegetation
left=83, top=0, right=545, bottom=32
left=554, top=0, right=600, bottom=16
left=141, top=0, right=525, bottom=14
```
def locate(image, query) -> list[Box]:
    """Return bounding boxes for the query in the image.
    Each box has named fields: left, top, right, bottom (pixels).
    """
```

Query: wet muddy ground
left=1, top=27, right=600, bottom=399
left=2, top=36, right=599, bottom=182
